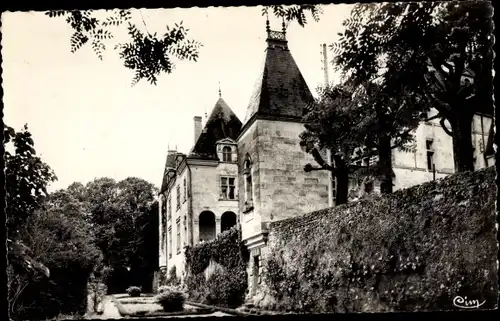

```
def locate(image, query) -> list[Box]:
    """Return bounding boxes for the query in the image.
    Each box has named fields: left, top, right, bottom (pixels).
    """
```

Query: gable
left=216, top=137, right=237, bottom=145
left=189, top=98, right=242, bottom=160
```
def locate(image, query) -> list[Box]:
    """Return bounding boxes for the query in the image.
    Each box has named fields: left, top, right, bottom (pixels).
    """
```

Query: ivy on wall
left=184, top=226, right=249, bottom=308
left=259, top=167, right=497, bottom=313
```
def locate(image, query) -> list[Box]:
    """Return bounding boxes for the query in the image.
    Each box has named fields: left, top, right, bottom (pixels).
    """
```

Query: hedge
left=184, top=226, right=249, bottom=308
left=257, top=167, right=498, bottom=312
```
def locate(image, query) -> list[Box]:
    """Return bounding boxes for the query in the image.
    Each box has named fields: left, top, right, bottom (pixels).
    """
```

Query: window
left=167, top=197, right=172, bottom=221
left=168, top=228, right=172, bottom=258
left=222, top=146, right=232, bottom=162
left=245, top=161, right=253, bottom=202
left=176, top=185, right=181, bottom=210
left=176, top=222, right=181, bottom=253
left=183, top=178, right=187, bottom=202
left=426, top=139, right=434, bottom=171
left=220, top=176, right=236, bottom=200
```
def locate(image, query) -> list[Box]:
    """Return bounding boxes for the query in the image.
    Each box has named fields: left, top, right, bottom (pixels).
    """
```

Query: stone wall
left=191, top=162, right=239, bottom=241
left=238, top=119, right=330, bottom=242
left=237, top=122, right=263, bottom=241
left=256, top=167, right=497, bottom=312
left=256, top=120, right=330, bottom=222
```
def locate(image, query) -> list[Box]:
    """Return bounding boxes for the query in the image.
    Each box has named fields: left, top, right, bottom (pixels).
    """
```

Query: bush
left=184, top=227, right=248, bottom=307
left=158, top=285, right=182, bottom=294
left=155, top=289, right=186, bottom=312
left=205, top=265, right=247, bottom=308
left=166, top=266, right=180, bottom=286
left=126, top=286, right=141, bottom=297
left=258, top=167, right=498, bottom=313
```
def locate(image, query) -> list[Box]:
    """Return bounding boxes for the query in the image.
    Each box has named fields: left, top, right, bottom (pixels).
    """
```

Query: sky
left=2, top=4, right=353, bottom=192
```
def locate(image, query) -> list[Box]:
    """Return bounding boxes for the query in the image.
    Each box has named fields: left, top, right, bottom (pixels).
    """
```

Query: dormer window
left=222, top=146, right=232, bottom=162
left=216, top=138, right=237, bottom=163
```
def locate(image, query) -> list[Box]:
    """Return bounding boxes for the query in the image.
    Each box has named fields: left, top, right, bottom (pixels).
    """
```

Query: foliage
left=166, top=266, right=180, bottom=286
left=45, top=9, right=201, bottom=86
left=8, top=200, right=102, bottom=320
left=262, top=5, right=322, bottom=27
left=127, top=286, right=142, bottom=297
left=300, top=81, right=419, bottom=202
left=332, top=1, right=494, bottom=172
left=205, top=263, right=247, bottom=307
left=158, top=285, right=182, bottom=294
left=83, top=176, right=159, bottom=293
left=184, top=227, right=248, bottom=308
left=258, top=167, right=497, bottom=312
left=4, top=124, right=57, bottom=238
left=155, top=289, right=186, bottom=312
left=47, top=6, right=322, bottom=85
left=4, top=124, right=101, bottom=320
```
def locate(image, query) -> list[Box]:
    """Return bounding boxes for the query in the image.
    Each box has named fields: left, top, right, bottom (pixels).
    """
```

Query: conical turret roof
left=243, top=26, right=315, bottom=127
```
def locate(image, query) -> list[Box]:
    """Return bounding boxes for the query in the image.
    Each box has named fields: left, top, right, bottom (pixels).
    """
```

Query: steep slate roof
left=243, top=28, right=315, bottom=125
left=189, top=97, right=242, bottom=160
left=160, top=150, right=177, bottom=194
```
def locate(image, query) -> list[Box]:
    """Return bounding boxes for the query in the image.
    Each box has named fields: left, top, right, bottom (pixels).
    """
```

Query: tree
left=4, top=124, right=58, bottom=238
left=4, top=124, right=56, bottom=319
left=332, top=1, right=494, bottom=172
left=46, top=5, right=322, bottom=85
left=300, top=82, right=418, bottom=204
left=81, top=176, right=159, bottom=292
left=4, top=124, right=101, bottom=320
left=12, top=205, right=102, bottom=320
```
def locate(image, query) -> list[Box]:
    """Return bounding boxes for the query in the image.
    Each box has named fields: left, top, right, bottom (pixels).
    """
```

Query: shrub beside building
left=184, top=226, right=249, bottom=308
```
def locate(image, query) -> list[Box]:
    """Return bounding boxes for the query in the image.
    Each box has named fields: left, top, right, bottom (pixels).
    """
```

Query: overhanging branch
left=440, top=117, right=453, bottom=136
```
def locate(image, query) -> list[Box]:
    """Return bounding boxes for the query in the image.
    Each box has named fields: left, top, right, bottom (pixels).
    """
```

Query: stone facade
left=349, top=107, right=493, bottom=195
left=157, top=23, right=494, bottom=297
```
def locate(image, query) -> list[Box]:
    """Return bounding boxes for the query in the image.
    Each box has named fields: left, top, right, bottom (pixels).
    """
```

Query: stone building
left=158, top=22, right=495, bottom=297
left=158, top=96, right=242, bottom=277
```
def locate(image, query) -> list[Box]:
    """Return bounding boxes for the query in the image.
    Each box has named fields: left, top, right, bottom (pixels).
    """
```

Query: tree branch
left=423, top=113, right=441, bottom=122
left=440, top=117, right=453, bottom=137
left=311, top=148, right=334, bottom=171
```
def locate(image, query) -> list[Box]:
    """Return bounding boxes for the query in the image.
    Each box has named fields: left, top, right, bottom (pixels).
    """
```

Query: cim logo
left=452, top=296, right=486, bottom=309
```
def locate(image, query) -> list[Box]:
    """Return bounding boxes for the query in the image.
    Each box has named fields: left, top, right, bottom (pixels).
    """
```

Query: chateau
left=158, top=24, right=494, bottom=297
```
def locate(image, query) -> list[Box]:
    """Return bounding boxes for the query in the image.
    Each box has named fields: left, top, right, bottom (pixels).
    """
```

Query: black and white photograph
left=2, top=1, right=497, bottom=320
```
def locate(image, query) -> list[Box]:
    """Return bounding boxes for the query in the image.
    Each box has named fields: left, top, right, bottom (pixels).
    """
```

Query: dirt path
left=100, top=296, right=122, bottom=319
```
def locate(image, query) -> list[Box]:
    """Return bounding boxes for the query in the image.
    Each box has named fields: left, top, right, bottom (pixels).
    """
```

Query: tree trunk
left=335, top=168, right=349, bottom=205
left=333, top=155, right=349, bottom=205
left=378, top=135, right=393, bottom=194
left=450, top=114, right=475, bottom=172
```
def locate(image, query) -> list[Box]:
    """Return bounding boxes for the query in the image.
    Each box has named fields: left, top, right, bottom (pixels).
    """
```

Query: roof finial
left=218, top=81, right=222, bottom=98
left=266, top=12, right=270, bottom=35
left=282, top=16, right=286, bottom=34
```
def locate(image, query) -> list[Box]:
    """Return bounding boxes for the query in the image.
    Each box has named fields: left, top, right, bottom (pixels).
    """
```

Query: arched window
left=221, top=211, right=237, bottom=232
left=222, top=146, right=232, bottom=162
left=199, top=211, right=216, bottom=242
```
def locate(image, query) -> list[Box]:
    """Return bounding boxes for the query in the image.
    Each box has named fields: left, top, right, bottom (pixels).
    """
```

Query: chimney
left=194, top=116, right=202, bottom=144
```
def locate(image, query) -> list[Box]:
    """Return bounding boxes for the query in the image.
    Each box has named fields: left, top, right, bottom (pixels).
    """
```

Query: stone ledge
left=186, top=301, right=250, bottom=316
